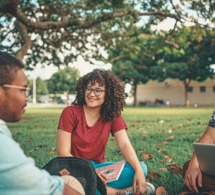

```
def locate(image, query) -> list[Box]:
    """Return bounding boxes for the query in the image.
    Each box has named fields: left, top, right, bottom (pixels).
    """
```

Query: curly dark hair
left=72, top=69, right=127, bottom=122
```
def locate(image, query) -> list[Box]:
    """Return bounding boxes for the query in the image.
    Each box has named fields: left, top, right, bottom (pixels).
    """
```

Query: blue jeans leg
left=91, top=161, right=148, bottom=190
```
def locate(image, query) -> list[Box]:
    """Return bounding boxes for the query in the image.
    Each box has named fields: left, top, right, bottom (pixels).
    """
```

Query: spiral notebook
left=95, top=161, right=126, bottom=183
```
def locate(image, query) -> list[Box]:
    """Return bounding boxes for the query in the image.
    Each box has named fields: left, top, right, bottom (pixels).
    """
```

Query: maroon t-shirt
left=58, top=105, right=127, bottom=162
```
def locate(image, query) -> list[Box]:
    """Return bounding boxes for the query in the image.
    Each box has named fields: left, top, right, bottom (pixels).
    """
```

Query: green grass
left=7, top=106, right=213, bottom=194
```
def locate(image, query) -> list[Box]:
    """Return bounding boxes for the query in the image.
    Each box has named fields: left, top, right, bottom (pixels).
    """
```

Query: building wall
left=137, top=78, right=215, bottom=106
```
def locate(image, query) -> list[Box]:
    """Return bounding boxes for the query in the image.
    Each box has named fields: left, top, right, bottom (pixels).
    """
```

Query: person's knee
left=140, top=162, right=148, bottom=177
left=61, top=175, right=85, bottom=195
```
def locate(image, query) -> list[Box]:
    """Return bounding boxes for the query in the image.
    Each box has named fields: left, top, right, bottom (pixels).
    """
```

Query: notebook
left=193, top=142, right=215, bottom=176
left=95, top=161, right=126, bottom=183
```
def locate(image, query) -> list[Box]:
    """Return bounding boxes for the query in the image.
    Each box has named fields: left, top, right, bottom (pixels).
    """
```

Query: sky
left=25, top=17, right=177, bottom=80
left=25, top=56, right=112, bottom=80
left=25, top=2, right=214, bottom=81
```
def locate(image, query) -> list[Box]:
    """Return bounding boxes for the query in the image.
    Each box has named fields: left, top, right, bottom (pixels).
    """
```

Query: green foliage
left=150, top=26, right=215, bottom=106
left=47, top=67, right=80, bottom=94
left=108, top=25, right=215, bottom=106
left=109, top=33, right=164, bottom=105
left=36, top=77, right=49, bottom=95
left=112, top=34, right=158, bottom=80
left=8, top=106, right=213, bottom=194
left=0, top=0, right=214, bottom=68
left=27, top=76, right=49, bottom=95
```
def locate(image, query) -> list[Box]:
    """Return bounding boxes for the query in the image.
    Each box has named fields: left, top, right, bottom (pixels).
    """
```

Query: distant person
left=56, top=69, right=155, bottom=194
left=0, top=52, right=84, bottom=195
left=182, top=109, right=215, bottom=193
left=165, top=100, right=170, bottom=107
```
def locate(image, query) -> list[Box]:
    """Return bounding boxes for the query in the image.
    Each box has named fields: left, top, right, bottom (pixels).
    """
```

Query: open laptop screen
left=193, top=142, right=215, bottom=176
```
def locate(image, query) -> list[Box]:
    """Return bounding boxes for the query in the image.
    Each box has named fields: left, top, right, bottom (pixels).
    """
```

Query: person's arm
left=185, top=125, right=215, bottom=192
left=57, top=129, right=73, bottom=157
left=114, top=130, right=146, bottom=194
left=0, top=133, right=65, bottom=195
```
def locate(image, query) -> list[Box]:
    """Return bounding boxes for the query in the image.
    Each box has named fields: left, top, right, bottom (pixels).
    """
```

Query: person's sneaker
left=123, top=182, right=155, bottom=195
left=145, top=182, right=156, bottom=195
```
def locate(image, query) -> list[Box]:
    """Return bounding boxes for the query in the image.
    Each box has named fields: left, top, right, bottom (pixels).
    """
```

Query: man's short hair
left=0, top=52, right=24, bottom=85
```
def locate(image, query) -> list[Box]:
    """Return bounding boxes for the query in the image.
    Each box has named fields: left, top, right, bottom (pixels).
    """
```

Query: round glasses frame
left=85, top=86, right=105, bottom=96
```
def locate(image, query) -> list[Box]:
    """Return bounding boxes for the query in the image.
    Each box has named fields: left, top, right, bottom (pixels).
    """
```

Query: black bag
left=42, top=157, right=106, bottom=195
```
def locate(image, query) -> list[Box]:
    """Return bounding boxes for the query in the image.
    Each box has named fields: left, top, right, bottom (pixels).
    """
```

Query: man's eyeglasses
left=1, top=84, right=30, bottom=96
left=85, top=86, right=105, bottom=96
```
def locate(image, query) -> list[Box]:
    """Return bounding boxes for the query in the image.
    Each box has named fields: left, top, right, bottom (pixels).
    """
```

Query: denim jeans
left=91, top=160, right=148, bottom=193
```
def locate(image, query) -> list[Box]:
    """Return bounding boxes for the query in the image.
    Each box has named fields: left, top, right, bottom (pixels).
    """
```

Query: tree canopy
left=150, top=26, right=215, bottom=106
left=110, top=33, right=162, bottom=105
left=47, top=67, right=80, bottom=95
left=0, top=0, right=214, bottom=69
left=107, top=25, right=215, bottom=106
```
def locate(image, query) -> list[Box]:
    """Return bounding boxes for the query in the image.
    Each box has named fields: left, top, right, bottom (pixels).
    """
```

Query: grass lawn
left=7, top=106, right=214, bottom=195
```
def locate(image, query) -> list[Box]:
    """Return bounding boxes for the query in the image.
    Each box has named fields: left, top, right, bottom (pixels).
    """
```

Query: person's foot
left=123, top=182, right=155, bottom=195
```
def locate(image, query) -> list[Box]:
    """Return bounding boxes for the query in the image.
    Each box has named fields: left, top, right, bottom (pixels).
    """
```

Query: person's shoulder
left=0, top=132, right=27, bottom=161
left=113, top=115, right=124, bottom=121
left=62, top=105, right=83, bottom=114
left=0, top=119, right=12, bottom=137
left=65, top=105, right=82, bottom=111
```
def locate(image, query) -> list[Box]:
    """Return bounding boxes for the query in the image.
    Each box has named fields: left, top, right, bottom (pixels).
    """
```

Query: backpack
left=43, top=157, right=106, bottom=195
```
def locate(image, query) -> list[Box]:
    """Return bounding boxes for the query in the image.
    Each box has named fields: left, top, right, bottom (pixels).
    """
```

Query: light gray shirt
left=0, top=119, right=64, bottom=195
left=209, top=109, right=215, bottom=128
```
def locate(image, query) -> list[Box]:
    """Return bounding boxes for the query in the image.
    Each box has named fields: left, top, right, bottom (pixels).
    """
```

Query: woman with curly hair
left=56, top=69, right=155, bottom=195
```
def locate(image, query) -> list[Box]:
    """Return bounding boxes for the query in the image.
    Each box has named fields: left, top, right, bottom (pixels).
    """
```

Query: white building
left=136, top=78, right=215, bottom=107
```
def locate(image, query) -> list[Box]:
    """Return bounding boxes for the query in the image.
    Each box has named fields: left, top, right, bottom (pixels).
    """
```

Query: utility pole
left=33, top=77, right=36, bottom=104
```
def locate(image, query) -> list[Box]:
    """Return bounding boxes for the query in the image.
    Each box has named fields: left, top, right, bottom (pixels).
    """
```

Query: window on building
left=200, top=86, right=206, bottom=92
left=188, top=86, right=193, bottom=92
left=213, top=86, right=215, bottom=92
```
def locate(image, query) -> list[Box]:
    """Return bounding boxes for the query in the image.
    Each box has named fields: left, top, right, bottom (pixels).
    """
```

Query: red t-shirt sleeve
left=111, top=115, right=128, bottom=135
left=58, top=106, right=76, bottom=133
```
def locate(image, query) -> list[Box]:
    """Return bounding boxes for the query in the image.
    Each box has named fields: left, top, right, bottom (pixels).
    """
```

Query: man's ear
left=0, top=87, right=5, bottom=104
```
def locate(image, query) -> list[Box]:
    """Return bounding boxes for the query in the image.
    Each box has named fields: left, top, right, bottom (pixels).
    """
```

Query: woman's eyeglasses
left=1, top=84, right=30, bottom=96
left=85, top=86, right=105, bottom=96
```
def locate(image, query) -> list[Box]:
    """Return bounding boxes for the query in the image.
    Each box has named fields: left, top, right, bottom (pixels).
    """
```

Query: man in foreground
left=0, top=52, right=85, bottom=195
left=183, top=109, right=215, bottom=193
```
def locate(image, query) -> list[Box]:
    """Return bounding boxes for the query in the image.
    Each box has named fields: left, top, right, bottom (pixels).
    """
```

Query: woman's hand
left=97, top=172, right=110, bottom=185
left=133, top=170, right=146, bottom=194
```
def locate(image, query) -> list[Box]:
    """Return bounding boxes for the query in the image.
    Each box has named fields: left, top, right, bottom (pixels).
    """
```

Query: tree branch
left=5, top=5, right=180, bottom=31
left=164, top=20, right=180, bottom=49
left=108, top=55, right=127, bottom=63
left=15, top=21, right=32, bottom=61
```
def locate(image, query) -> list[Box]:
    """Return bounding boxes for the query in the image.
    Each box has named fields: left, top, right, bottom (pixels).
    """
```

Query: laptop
left=193, top=142, right=215, bottom=176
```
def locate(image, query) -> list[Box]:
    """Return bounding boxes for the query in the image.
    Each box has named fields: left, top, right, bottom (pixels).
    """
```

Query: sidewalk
left=26, top=103, right=67, bottom=108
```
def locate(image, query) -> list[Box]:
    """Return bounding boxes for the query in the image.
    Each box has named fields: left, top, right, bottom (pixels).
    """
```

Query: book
left=95, top=161, right=126, bottom=183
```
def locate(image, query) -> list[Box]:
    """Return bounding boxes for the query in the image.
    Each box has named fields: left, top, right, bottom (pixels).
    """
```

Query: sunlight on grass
left=8, top=106, right=214, bottom=195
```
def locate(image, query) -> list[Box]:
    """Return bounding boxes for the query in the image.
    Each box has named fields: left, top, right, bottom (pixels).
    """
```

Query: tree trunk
left=66, top=91, right=70, bottom=106
left=133, top=84, right=138, bottom=107
left=183, top=79, right=191, bottom=107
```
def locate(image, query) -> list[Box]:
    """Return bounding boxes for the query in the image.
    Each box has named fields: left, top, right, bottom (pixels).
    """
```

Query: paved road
left=26, top=103, right=67, bottom=108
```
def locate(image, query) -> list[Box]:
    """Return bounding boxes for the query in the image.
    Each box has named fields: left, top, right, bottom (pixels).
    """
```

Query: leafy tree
left=106, top=25, right=215, bottom=106
left=36, top=77, right=49, bottom=95
left=111, top=34, right=162, bottom=106
left=0, top=0, right=214, bottom=69
left=150, top=26, right=215, bottom=107
left=27, top=77, right=48, bottom=102
left=47, top=67, right=80, bottom=103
